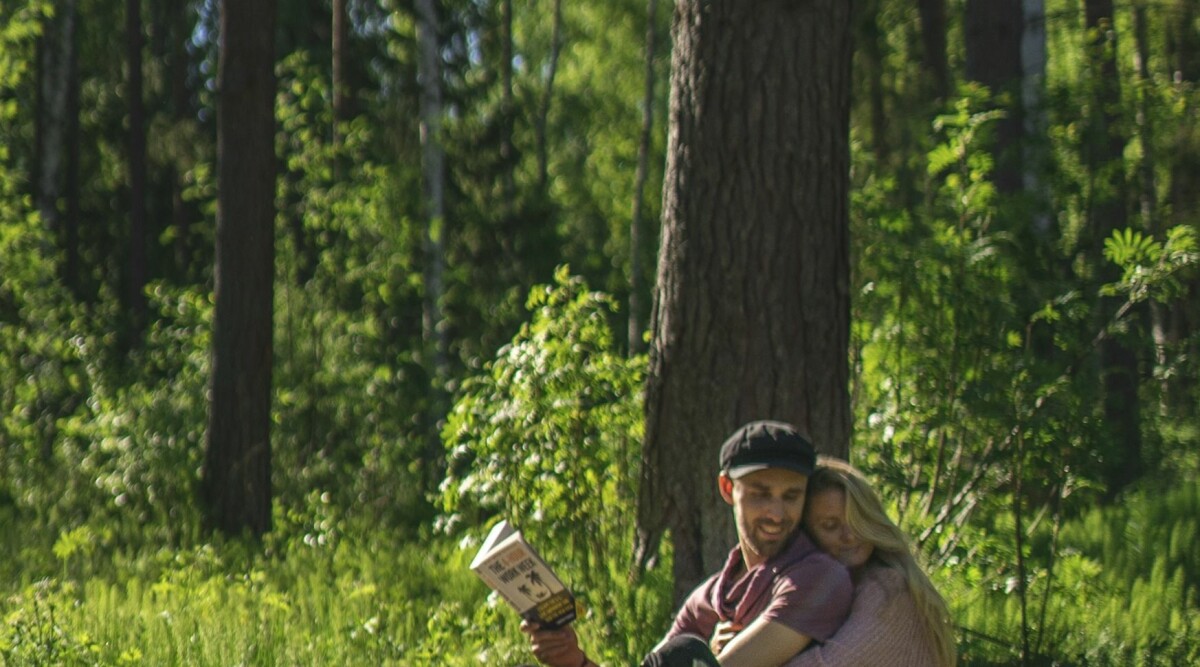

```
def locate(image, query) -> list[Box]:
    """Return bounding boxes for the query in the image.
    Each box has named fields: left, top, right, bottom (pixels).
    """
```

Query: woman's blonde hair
left=806, top=457, right=957, bottom=667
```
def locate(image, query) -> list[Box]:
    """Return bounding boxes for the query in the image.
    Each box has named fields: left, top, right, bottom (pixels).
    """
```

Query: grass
left=0, top=524, right=541, bottom=666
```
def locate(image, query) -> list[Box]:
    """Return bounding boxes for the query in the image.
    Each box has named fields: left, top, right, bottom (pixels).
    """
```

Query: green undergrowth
left=944, top=479, right=1200, bottom=666
left=0, top=523, right=534, bottom=666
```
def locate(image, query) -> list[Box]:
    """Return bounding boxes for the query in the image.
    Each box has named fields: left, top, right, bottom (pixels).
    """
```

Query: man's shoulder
left=776, top=532, right=848, bottom=575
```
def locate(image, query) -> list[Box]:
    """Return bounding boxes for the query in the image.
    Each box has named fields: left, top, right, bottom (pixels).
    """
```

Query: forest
left=1, top=0, right=1198, bottom=665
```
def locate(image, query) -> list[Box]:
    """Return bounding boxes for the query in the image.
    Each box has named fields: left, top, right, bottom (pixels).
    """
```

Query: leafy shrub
left=438, top=266, right=671, bottom=662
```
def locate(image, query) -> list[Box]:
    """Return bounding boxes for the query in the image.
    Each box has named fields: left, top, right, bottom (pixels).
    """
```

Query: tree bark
left=204, top=0, right=277, bottom=537
left=1165, top=0, right=1200, bottom=411
left=500, top=0, right=515, bottom=205
left=1083, top=0, right=1141, bottom=500
left=332, top=0, right=349, bottom=147
left=859, top=0, right=889, bottom=165
left=35, top=0, right=77, bottom=236
left=415, top=0, right=449, bottom=489
left=635, top=0, right=853, bottom=603
left=169, top=0, right=195, bottom=281
left=964, top=0, right=1024, bottom=195
left=917, top=0, right=950, bottom=100
left=127, top=0, right=148, bottom=336
left=535, top=0, right=563, bottom=191
left=1021, top=0, right=1050, bottom=234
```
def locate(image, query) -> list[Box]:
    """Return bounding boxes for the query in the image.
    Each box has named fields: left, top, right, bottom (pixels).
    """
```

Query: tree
left=34, top=0, right=79, bottom=290
left=963, top=0, right=1024, bottom=194
left=125, top=0, right=148, bottom=338
left=415, top=0, right=449, bottom=489
left=628, top=0, right=660, bottom=355
left=1083, top=0, right=1141, bottom=500
left=917, top=0, right=950, bottom=100
left=635, top=0, right=853, bottom=602
left=202, top=0, right=277, bottom=537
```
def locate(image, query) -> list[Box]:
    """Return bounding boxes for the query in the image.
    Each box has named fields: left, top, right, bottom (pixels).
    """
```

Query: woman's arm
left=715, top=616, right=813, bottom=667
left=781, top=569, right=930, bottom=667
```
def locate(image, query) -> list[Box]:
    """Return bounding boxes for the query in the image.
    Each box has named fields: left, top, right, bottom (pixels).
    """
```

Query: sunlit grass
left=0, top=525, right=537, bottom=666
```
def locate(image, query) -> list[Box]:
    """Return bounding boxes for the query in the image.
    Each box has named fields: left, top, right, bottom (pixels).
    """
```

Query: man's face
left=720, top=467, right=808, bottom=568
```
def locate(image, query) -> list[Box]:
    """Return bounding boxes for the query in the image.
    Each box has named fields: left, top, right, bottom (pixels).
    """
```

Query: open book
left=469, top=520, right=577, bottom=629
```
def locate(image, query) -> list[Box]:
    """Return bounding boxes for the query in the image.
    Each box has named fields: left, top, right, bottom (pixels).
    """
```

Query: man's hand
left=709, top=620, right=744, bottom=656
left=520, top=620, right=588, bottom=667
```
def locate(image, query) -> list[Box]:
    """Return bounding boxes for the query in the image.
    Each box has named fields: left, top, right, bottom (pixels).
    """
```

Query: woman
left=780, top=457, right=957, bottom=667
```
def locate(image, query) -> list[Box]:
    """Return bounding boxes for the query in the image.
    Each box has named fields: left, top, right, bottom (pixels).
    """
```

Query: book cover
left=469, top=520, right=577, bottom=629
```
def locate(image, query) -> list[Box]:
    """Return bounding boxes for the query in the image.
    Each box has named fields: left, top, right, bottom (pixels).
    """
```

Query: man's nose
left=764, top=498, right=785, bottom=520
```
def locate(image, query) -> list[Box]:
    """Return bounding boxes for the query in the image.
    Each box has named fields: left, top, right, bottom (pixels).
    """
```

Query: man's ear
left=718, top=473, right=734, bottom=504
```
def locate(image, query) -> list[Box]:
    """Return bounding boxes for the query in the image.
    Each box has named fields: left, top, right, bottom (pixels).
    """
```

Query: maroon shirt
left=667, top=531, right=852, bottom=644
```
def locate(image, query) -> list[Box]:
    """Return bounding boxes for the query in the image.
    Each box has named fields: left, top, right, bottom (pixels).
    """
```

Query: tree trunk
left=635, top=0, right=853, bottom=603
left=332, top=0, right=348, bottom=147
left=628, top=0, right=659, bottom=356
left=917, top=0, right=950, bottom=100
left=500, top=0, right=515, bottom=206
left=169, top=0, right=195, bottom=281
left=859, top=0, right=889, bottom=165
left=203, top=0, right=277, bottom=537
left=1166, top=0, right=1200, bottom=411
left=127, top=0, right=148, bottom=336
left=964, top=0, right=1024, bottom=194
left=1022, top=0, right=1050, bottom=234
left=35, top=0, right=77, bottom=236
left=535, top=0, right=563, bottom=191
left=415, top=0, right=449, bottom=488
left=1083, top=0, right=1141, bottom=500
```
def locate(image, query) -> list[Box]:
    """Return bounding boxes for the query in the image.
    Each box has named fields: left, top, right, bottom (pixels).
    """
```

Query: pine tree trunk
left=332, top=0, right=348, bottom=147
left=35, top=0, right=76, bottom=235
left=127, top=0, right=148, bottom=336
left=1165, top=0, right=1200, bottom=411
left=535, top=0, right=562, bottom=190
left=1021, top=0, right=1050, bottom=235
left=1083, top=0, right=1141, bottom=499
left=917, top=0, right=950, bottom=100
left=964, top=0, right=1024, bottom=194
left=635, top=0, right=853, bottom=603
left=415, top=0, right=449, bottom=489
left=204, top=0, right=277, bottom=537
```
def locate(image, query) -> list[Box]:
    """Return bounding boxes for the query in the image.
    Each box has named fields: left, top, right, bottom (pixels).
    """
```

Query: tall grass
left=0, top=524, right=536, bottom=666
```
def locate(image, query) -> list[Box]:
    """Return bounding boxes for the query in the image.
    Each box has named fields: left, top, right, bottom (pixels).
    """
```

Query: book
left=469, top=520, right=577, bottom=629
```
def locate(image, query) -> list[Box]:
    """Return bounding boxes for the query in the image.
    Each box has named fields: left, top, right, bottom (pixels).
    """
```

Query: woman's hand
left=520, top=620, right=588, bottom=667
left=709, top=620, right=744, bottom=656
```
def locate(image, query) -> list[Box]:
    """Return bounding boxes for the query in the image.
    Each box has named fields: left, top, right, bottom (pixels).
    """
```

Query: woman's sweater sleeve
left=780, top=567, right=934, bottom=667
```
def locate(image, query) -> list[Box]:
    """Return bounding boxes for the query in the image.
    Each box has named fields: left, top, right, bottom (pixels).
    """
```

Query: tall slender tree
left=203, top=0, right=277, bottom=537
left=126, top=0, right=148, bottom=336
left=917, top=0, right=950, bottom=100
left=415, top=0, right=449, bottom=490
left=964, top=0, right=1024, bottom=195
left=332, top=0, right=349, bottom=149
left=1083, top=0, right=1140, bottom=500
left=34, top=0, right=77, bottom=234
left=635, top=0, right=853, bottom=602
left=1165, top=0, right=1200, bottom=411
left=628, top=0, right=659, bottom=356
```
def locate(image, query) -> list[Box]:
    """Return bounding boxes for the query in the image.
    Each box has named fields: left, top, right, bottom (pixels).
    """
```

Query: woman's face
left=804, top=488, right=873, bottom=570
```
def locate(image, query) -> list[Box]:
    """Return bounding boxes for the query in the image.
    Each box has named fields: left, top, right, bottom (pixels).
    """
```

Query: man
left=523, top=420, right=853, bottom=667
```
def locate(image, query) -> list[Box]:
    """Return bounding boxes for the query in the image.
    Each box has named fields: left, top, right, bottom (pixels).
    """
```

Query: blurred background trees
left=1, top=0, right=1198, bottom=664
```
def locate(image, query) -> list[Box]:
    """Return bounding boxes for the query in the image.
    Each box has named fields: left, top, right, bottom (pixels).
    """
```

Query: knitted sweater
left=781, top=563, right=939, bottom=667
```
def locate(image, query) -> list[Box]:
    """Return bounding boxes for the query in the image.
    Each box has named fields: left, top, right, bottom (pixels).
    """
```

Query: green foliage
left=0, top=522, right=534, bottom=666
left=439, top=267, right=670, bottom=662
left=1102, top=225, right=1199, bottom=304
left=945, top=482, right=1200, bottom=665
